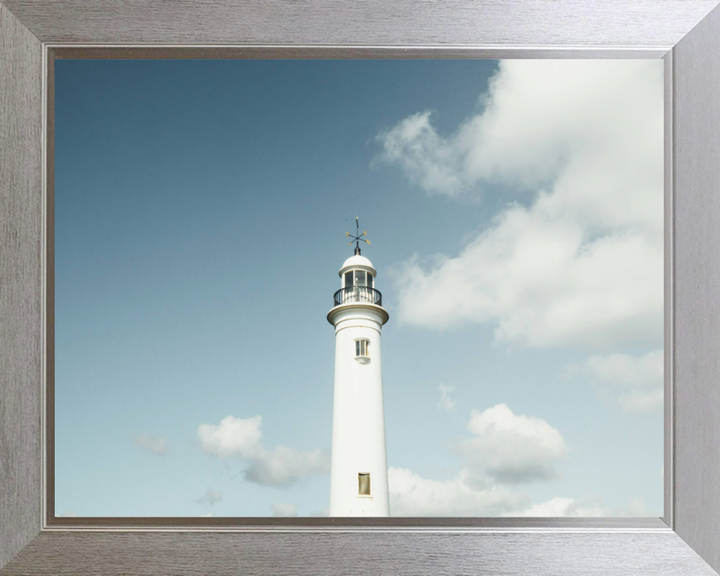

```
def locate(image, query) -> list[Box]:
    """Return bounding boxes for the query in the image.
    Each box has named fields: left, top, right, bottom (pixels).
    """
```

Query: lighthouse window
left=344, top=271, right=353, bottom=289
left=355, top=270, right=366, bottom=286
left=355, top=339, right=369, bottom=357
left=358, top=473, right=371, bottom=495
left=367, top=273, right=373, bottom=288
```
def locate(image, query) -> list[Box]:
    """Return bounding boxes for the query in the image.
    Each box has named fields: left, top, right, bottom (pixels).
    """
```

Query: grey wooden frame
left=2, top=1, right=720, bottom=574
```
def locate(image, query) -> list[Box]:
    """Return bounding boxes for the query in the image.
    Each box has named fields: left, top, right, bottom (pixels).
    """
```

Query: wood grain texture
left=1, top=0, right=718, bottom=47
left=1, top=530, right=718, bottom=576
left=0, top=2, right=43, bottom=570
left=672, top=4, right=720, bottom=573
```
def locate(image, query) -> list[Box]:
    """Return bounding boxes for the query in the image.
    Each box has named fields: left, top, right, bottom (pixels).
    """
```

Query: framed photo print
left=1, top=1, right=720, bottom=574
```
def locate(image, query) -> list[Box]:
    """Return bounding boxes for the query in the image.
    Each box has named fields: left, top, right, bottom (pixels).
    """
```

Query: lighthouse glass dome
left=54, top=58, right=663, bottom=519
left=335, top=255, right=381, bottom=308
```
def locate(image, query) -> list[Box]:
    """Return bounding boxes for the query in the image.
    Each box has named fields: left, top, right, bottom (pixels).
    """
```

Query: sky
left=54, top=58, right=664, bottom=518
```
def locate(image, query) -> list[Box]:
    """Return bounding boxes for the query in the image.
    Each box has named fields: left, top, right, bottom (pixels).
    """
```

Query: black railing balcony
left=333, top=286, right=382, bottom=308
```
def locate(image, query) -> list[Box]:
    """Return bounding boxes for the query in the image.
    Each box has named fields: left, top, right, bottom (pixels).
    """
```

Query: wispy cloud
left=438, top=384, right=456, bottom=411
left=197, top=415, right=329, bottom=487
left=568, top=349, right=663, bottom=412
left=514, top=497, right=606, bottom=517
left=196, top=488, right=223, bottom=508
left=244, top=446, right=328, bottom=487
left=271, top=502, right=298, bottom=517
left=131, top=433, right=168, bottom=455
left=513, top=496, right=654, bottom=518
left=377, top=110, right=468, bottom=197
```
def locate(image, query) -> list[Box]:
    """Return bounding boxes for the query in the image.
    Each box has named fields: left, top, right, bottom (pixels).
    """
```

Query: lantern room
left=333, top=254, right=383, bottom=308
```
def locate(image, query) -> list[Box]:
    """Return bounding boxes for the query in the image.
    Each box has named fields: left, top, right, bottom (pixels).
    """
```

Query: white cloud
left=198, top=415, right=263, bottom=458
left=389, top=467, right=528, bottom=517
left=271, top=502, right=298, bottom=517
left=458, top=404, right=567, bottom=484
left=196, top=488, right=222, bottom=507
left=516, top=496, right=574, bottom=517
left=617, top=390, right=664, bottom=413
left=514, top=496, right=606, bottom=517
left=571, top=349, right=664, bottom=412
left=392, top=219, right=662, bottom=350
left=582, top=349, right=663, bottom=387
left=197, top=415, right=329, bottom=487
left=378, top=111, right=468, bottom=197
left=387, top=402, right=656, bottom=517
left=390, top=466, right=656, bottom=517
left=615, top=498, right=655, bottom=517
left=378, top=60, right=663, bottom=351
left=200, top=512, right=213, bottom=517
left=244, top=445, right=328, bottom=487
left=389, top=404, right=568, bottom=515
left=378, top=60, right=663, bottom=211
left=514, top=496, right=655, bottom=517
left=131, top=433, right=168, bottom=455
left=438, top=384, right=456, bottom=411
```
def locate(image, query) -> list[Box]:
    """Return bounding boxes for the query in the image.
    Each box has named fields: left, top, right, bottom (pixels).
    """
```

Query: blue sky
left=55, top=59, right=664, bottom=517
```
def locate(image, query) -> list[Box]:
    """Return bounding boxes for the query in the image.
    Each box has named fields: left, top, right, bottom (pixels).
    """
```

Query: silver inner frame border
left=41, top=43, right=674, bottom=533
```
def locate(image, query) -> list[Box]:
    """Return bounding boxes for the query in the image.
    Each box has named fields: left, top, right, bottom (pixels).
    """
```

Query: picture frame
left=1, top=1, right=719, bottom=573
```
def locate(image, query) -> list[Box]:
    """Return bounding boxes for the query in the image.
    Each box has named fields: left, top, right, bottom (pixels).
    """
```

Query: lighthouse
left=327, top=219, right=390, bottom=516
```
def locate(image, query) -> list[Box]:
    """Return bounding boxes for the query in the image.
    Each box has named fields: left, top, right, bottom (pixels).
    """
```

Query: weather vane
left=346, top=216, right=370, bottom=255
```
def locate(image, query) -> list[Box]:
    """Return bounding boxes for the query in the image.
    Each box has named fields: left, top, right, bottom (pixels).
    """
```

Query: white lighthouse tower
left=327, top=219, right=390, bottom=517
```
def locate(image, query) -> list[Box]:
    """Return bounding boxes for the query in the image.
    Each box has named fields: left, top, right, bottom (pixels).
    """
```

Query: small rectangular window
left=355, top=340, right=368, bottom=357
left=367, top=274, right=373, bottom=288
left=355, top=270, right=366, bottom=286
left=358, top=473, right=371, bottom=495
left=344, top=271, right=353, bottom=289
